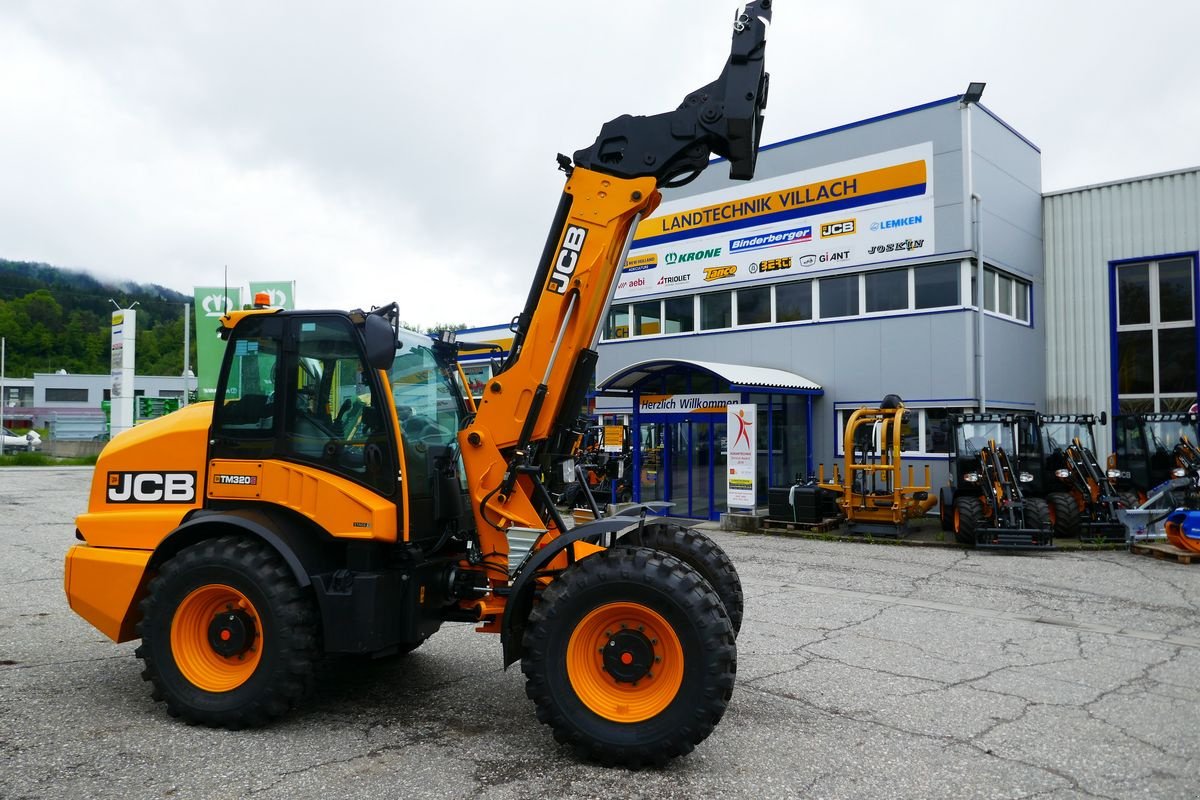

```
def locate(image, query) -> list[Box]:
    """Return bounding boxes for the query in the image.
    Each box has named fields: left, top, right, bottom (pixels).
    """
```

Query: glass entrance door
left=636, top=417, right=730, bottom=520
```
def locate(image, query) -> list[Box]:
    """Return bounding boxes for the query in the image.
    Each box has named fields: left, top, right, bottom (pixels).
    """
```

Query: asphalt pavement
left=3, top=467, right=1200, bottom=799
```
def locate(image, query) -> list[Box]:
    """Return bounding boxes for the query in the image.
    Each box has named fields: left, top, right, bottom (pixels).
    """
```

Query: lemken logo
left=106, top=471, right=197, bottom=504
left=703, top=265, right=737, bottom=282
left=665, top=247, right=721, bottom=265
left=870, top=215, right=923, bottom=232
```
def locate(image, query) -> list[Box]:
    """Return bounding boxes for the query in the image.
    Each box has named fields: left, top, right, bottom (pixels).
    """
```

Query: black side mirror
left=1099, top=411, right=1108, bottom=426
left=363, top=314, right=396, bottom=371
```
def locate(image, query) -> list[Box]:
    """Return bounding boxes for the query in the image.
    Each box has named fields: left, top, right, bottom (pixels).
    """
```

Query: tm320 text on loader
left=63, top=2, right=771, bottom=767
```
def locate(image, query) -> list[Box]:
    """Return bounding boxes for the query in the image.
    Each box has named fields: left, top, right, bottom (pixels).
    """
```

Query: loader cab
left=1114, top=412, right=1200, bottom=493
left=948, top=412, right=1044, bottom=490
left=210, top=309, right=470, bottom=542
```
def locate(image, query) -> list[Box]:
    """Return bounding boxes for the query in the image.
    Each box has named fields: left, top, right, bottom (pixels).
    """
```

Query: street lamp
left=961, top=82, right=986, bottom=105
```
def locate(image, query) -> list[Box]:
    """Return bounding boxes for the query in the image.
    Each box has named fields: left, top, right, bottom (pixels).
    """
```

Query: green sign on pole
left=248, top=281, right=296, bottom=310
left=193, top=286, right=241, bottom=402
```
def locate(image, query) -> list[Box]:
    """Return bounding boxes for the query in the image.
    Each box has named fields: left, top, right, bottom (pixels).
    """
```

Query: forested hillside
left=0, top=260, right=197, bottom=378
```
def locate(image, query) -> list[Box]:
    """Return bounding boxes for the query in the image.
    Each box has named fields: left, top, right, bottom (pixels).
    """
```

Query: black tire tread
left=1047, top=492, right=1081, bottom=537
left=135, top=535, right=319, bottom=729
left=954, top=496, right=983, bottom=547
left=1024, top=496, right=1053, bottom=532
left=628, top=524, right=744, bottom=635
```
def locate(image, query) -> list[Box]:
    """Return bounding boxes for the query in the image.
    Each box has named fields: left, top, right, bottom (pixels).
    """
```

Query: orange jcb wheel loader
left=63, top=1, right=769, bottom=767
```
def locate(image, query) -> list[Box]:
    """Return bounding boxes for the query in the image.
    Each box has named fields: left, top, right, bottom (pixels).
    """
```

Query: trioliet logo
left=106, top=472, right=197, bottom=504
left=703, top=265, right=738, bottom=282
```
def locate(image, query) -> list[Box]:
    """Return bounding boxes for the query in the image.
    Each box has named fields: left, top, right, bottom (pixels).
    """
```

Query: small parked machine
left=1111, top=412, right=1200, bottom=504
left=939, top=412, right=1053, bottom=549
left=818, top=395, right=935, bottom=536
left=1034, top=413, right=1126, bottom=542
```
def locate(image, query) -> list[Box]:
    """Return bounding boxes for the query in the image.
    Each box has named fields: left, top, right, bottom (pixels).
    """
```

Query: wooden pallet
left=1130, top=541, right=1199, bottom=564
left=762, top=517, right=842, bottom=534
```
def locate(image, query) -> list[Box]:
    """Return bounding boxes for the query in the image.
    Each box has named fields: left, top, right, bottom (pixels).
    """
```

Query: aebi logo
left=547, top=225, right=588, bottom=294
left=106, top=472, right=197, bottom=504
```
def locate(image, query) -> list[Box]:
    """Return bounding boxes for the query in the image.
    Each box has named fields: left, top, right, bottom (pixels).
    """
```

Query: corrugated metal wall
left=1043, top=168, right=1200, bottom=442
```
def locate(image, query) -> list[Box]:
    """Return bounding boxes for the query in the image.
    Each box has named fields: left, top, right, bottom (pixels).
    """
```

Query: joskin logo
left=106, top=471, right=197, bottom=503
left=749, top=257, right=792, bottom=274
left=820, top=219, right=856, bottom=238
left=547, top=225, right=588, bottom=294
left=703, top=265, right=738, bottom=282
left=201, top=293, right=236, bottom=317
left=214, top=474, right=258, bottom=486
left=868, top=239, right=925, bottom=255
left=665, top=246, right=721, bottom=265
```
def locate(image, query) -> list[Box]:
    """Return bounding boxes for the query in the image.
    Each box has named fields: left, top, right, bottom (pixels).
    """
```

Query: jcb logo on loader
left=106, top=471, right=196, bottom=504
left=546, top=225, right=588, bottom=294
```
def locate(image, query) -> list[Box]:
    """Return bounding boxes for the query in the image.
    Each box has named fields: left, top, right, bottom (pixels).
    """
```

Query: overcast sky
left=3, top=1, right=1198, bottom=329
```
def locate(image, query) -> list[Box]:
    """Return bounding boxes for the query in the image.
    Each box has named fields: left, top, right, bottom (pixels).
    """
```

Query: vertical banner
left=248, top=280, right=296, bottom=310
left=193, top=286, right=241, bottom=402
left=726, top=403, right=757, bottom=510
left=110, top=309, right=136, bottom=436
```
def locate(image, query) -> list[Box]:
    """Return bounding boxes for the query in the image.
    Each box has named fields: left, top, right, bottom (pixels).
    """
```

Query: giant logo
left=106, top=472, right=197, bottom=504
left=665, top=246, right=722, bottom=265
left=547, top=225, right=588, bottom=294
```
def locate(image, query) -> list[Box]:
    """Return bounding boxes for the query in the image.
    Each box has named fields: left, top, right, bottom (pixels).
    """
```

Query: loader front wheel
left=625, top=524, right=743, bottom=635
left=1048, top=492, right=1080, bottom=537
left=953, top=496, right=983, bottom=547
left=521, top=547, right=735, bottom=767
left=136, top=536, right=318, bottom=728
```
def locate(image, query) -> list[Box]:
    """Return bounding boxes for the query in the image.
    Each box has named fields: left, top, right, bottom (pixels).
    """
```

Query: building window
left=914, top=263, right=960, bottom=309
left=736, top=286, right=771, bottom=325
left=981, top=267, right=1030, bottom=323
left=606, top=306, right=630, bottom=339
left=776, top=280, right=812, bottom=322
left=633, top=301, right=661, bottom=336
left=46, top=388, right=89, bottom=402
left=1115, top=257, right=1197, bottom=413
left=836, top=406, right=965, bottom=458
left=819, top=275, right=859, bottom=319
left=864, top=269, right=908, bottom=313
left=700, top=291, right=732, bottom=330
left=664, top=297, right=694, bottom=334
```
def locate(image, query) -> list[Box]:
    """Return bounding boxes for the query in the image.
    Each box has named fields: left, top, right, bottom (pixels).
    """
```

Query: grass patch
left=0, top=452, right=98, bottom=467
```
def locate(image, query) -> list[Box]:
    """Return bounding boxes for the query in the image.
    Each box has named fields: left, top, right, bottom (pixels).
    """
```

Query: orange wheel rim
left=171, top=584, right=263, bottom=692
left=566, top=601, right=684, bottom=723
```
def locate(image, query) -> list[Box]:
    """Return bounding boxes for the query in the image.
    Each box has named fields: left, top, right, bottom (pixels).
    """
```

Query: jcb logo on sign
left=106, top=472, right=197, bottom=504
left=820, top=219, right=856, bottom=238
left=547, top=225, right=588, bottom=294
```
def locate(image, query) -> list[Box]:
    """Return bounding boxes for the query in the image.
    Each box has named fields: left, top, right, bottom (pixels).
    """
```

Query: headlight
left=1106, top=468, right=1123, bottom=479
left=963, top=472, right=979, bottom=483
left=1173, top=467, right=1187, bottom=478
left=1055, top=469, right=1071, bottom=479
left=1019, top=472, right=1034, bottom=483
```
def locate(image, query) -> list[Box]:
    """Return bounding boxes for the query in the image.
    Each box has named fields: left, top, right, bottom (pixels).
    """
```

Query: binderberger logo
left=106, top=471, right=196, bottom=503
left=703, top=265, right=737, bottom=282
left=547, top=225, right=588, bottom=294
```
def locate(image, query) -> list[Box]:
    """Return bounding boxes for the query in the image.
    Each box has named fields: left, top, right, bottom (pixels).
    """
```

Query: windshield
left=388, top=328, right=464, bottom=448
left=955, top=420, right=1015, bottom=454
left=1042, top=421, right=1095, bottom=453
left=1147, top=417, right=1198, bottom=453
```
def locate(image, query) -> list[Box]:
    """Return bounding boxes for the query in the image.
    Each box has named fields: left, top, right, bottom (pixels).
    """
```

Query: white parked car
left=1, top=427, right=41, bottom=453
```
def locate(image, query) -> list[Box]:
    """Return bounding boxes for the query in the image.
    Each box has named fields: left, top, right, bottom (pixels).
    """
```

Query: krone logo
left=666, top=247, right=722, bottom=265
left=703, top=265, right=738, bottom=282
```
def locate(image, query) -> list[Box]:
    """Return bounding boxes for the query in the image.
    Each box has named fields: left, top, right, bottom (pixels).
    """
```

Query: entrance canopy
left=598, top=358, right=822, bottom=395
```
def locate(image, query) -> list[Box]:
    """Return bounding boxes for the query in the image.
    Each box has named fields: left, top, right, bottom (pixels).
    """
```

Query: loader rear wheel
left=136, top=536, right=318, bottom=728
left=1048, top=492, right=1081, bottom=537
left=521, top=547, right=735, bottom=767
left=1025, top=497, right=1053, bottom=535
left=625, top=524, right=743, bottom=635
left=953, top=497, right=983, bottom=547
